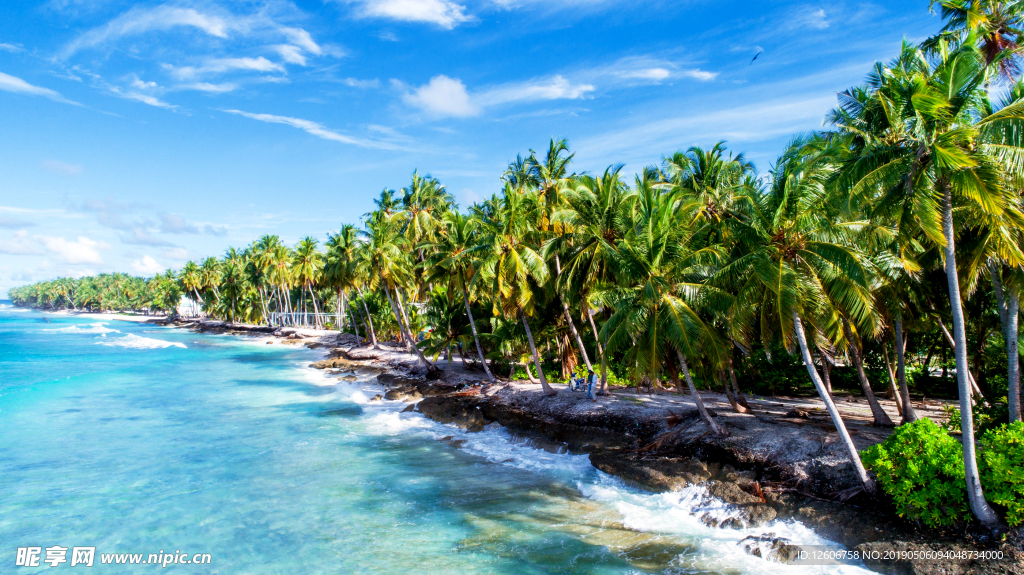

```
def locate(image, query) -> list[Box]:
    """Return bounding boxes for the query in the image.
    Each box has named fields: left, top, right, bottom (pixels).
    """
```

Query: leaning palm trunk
left=554, top=256, right=592, bottom=372
left=356, top=287, right=378, bottom=348
left=726, top=358, right=750, bottom=412
left=882, top=347, right=904, bottom=417
left=893, top=313, right=918, bottom=423
left=336, top=289, right=344, bottom=333
left=987, top=265, right=1020, bottom=422
left=793, top=311, right=874, bottom=493
left=940, top=186, right=1001, bottom=529
left=586, top=308, right=608, bottom=394
left=460, top=275, right=494, bottom=381
left=307, top=284, right=322, bottom=329
left=843, top=320, right=894, bottom=426
left=520, top=308, right=555, bottom=395
left=937, top=320, right=985, bottom=402
left=675, top=352, right=725, bottom=436
left=385, top=283, right=435, bottom=371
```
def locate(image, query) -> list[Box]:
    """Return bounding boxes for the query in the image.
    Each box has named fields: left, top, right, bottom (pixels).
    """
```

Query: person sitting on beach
left=586, top=370, right=597, bottom=400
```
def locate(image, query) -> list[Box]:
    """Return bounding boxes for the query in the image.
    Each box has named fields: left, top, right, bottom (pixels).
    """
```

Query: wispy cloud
left=37, top=235, right=107, bottom=264
left=40, top=160, right=84, bottom=176
left=343, top=77, right=381, bottom=89
left=0, top=216, right=35, bottom=229
left=110, top=87, right=177, bottom=109
left=122, top=227, right=175, bottom=247
left=159, top=213, right=226, bottom=236
left=62, top=5, right=230, bottom=57
left=401, top=74, right=594, bottom=118
left=176, top=82, right=236, bottom=93
left=792, top=7, right=829, bottom=30
left=166, top=57, right=284, bottom=80
left=345, top=0, right=471, bottom=29
left=0, top=43, right=23, bottom=52
left=0, top=231, right=42, bottom=255
left=0, top=71, right=80, bottom=105
left=224, top=109, right=401, bottom=149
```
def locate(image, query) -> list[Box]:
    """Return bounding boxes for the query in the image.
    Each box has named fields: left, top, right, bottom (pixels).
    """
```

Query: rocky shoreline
left=147, top=318, right=1024, bottom=574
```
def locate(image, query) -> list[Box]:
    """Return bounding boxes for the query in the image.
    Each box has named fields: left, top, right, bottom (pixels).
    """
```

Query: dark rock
left=700, top=481, right=777, bottom=528
left=369, top=394, right=382, bottom=402
left=738, top=534, right=803, bottom=563
left=588, top=451, right=710, bottom=492
left=401, top=404, right=416, bottom=413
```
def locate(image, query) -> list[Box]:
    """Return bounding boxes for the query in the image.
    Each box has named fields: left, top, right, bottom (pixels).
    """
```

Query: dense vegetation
left=10, top=1, right=1024, bottom=530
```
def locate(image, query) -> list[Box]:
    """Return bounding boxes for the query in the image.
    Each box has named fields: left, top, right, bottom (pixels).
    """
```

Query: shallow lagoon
left=0, top=304, right=869, bottom=574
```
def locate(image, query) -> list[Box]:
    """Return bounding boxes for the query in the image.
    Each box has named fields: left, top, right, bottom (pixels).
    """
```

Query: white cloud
left=178, top=82, right=236, bottom=93
left=224, top=109, right=399, bottom=149
left=0, top=231, right=42, bottom=255
left=130, top=76, right=158, bottom=90
left=275, top=45, right=307, bottom=66
left=168, top=57, right=285, bottom=80
left=111, top=88, right=177, bottom=109
left=122, top=227, right=174, bottom=247
left=0, top=71, right=80, bottom=105
left=159, top=213, right=226, bottom=235
left=163, top=247, right=189, bottom=260
left=280, top=27, right=322, bottom=55
left=402, top=75, right=477, bottom=117
left=681, top=69, right=717, bottom=81
left=40, top=160, right=84, bottom=176
left=63, top=5, right=230, bottom=57
left=477, top=75, right=594, bottom=107
left=37, top=235, right=106, bottom=264
left=343, top=77, right=381, bottom=89
left=620, top=68, right=672, bottom=81
left=131, top=255, right=163, bottom=275
left=0, top=43, right=23, bottom=52
left=401, top=74, right=594, bottom=118
left=793, top=7, right=829, bottom=30
left=349, top=0, right=470, bottom=29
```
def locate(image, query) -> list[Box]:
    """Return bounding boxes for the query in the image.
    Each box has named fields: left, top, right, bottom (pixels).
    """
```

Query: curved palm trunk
left=882, top=346, right=904, bottom=417
left=675, top=352, right=725, bottom=436
left=520, top=308, right=555, bottom=395
left=386, top=283, right=435, bottom=372
left=460, top=275, right=494, bottom=381
left=336, top=289, right=344, bottom=332
left=720, top=370, right=742, bottom=413
left=586, top=308, right=608, bottom=394
left=894, top=313, right=918, bottom=423
left=555, top=256, right=592, bottom=372
left=989, top=265, right=1021, bottom=422
left=793, top=311, right=874, bottom=493
left=726, top=358, right=749, bottom=413
left=940, top=186, right=1001, bottom=529
left=937, top=320, right=985, bottom=402
left=356, top=287, right=378, bottom=348
left=843, top=319, right=894, bottom=426
left=307, top=284, right=322, bottom=329
left=817, top=352, right=834, bottom=395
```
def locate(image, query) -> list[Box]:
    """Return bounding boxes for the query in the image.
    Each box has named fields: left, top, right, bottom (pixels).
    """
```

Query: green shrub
left=943, top=401, right=1010, bottom=435
left=861, top=419, right=971, bottom=527
left=978, top=421, right=1024, bottom=527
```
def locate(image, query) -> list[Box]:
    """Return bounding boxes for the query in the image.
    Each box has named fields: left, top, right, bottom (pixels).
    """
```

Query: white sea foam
left=46, top=322, right=120, bottom=335
left=302, top=362, right=872, bottom=574
left=96, top=334, right=186, bottom=349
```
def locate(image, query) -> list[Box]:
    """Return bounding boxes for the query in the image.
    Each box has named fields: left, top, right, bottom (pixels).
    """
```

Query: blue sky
left=0, top=0, right=938, bottom=296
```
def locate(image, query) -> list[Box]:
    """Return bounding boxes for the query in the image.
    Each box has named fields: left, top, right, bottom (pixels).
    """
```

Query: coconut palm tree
left=713, top=139, right=879, bottom=493
left=833, top=41, right=1024, bottom=525
left=477, top=184, right=555, bottom=394
left=325, top=225, right=361, bottom=334
left=554, top=167, right=634, bottom=393
left=362, top=212, right=436, bottom=371
left=425, top=211, right=495, bottom=380
left=292, top=237, right=324, bottom=328
left=597, top=178, right=726, bottom=434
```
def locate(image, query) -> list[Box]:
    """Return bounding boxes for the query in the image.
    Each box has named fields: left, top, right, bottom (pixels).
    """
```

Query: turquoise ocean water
left=0, top=303, right=870, bottom=574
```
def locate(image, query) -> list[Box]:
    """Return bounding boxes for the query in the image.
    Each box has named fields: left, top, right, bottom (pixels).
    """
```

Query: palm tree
left=363, top=212, right=436, bottom=371
left=180, top=261, right=203, bottom=317
left=714, top=139, right=878, bottom=493
left=293, top=237, right=324, bottom=328
left=325, top=225, right=361, bottom=335
left=425, top=211, right=495, bottom=380
left=597, top=179, right=726, bottom=434
left=833, top=41, right=1024, bottom=525
left=477, top=184, right=555, bottom=394
left=926, top=0, right=1024, bottom=80
left=554, top=167, right=635, bottom=393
